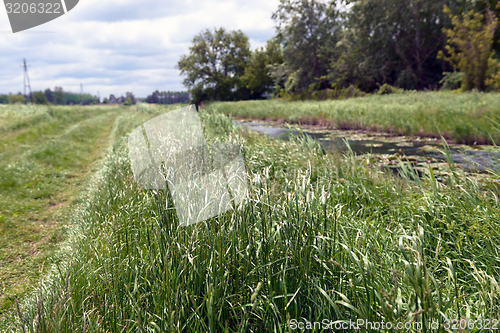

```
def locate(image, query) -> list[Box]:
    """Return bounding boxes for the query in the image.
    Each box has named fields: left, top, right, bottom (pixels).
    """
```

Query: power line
left=23, top=59, right=32, bottom=104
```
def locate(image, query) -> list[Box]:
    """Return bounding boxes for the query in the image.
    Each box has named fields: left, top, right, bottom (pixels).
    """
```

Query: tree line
left=177, top=0, right=500, bottom=104
left=0, top=87, right=99, bottom=105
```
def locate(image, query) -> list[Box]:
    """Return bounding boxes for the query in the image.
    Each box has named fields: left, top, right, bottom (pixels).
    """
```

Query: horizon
left=0, top=0, right=280, bottom=97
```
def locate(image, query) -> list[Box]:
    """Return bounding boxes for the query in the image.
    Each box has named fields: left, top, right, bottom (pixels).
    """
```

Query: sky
left=0, top=0, right=281, bottom=98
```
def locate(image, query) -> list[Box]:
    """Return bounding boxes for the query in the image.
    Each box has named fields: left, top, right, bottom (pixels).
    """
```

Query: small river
left=234, top=121, right=500, bottom=173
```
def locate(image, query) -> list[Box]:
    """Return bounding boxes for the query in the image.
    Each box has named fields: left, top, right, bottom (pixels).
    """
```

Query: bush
left=440, top=71, right=463, bottom=90
left=279, top=84, right=367, bottom=101
left=486, top=58, right=500, bottom=91
left=377, top=83, right=404, bottom=95
left=32, top=91, right=49, bottom=105
left=123, top=97, right=133, bottom=106
left=8, top=94, right=26, bottom=104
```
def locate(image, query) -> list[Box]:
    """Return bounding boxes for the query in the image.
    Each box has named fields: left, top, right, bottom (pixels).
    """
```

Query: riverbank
left=208, top=91, right=500, bottom=145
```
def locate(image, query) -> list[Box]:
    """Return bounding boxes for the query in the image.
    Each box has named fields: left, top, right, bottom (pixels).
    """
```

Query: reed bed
left=12, top=108, right=500, bottom=332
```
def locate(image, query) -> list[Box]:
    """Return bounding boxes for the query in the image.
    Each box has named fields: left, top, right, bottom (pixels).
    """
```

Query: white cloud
left=0, top=0, right=280, bottom=97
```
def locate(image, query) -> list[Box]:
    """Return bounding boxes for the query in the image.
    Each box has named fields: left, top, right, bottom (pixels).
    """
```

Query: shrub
left=123, top=97, right=133, bottom=106
left=486, top=58, right=500, bottom=91
left=440, top=71, right=464, bottom=90
left=32, top=91, right=49, bottom=105
left=8, top=94, right=26, bottom=104
left=377, top=83, right=404, bottom=95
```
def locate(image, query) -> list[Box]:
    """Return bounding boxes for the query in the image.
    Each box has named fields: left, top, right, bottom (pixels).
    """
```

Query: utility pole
left=23, top=59, right=32, bottom=104
left=80, top=83, right=83, bottom=105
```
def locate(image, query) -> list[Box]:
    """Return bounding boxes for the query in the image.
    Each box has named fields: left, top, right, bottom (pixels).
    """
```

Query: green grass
left=209, top=91, right=500, bottom=145
left=0, top=104, right=171, bottom=321
left=7, top=107, right=499, bottom=332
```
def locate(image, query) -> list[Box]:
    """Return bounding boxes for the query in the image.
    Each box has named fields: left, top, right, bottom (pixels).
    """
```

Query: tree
left=438, top=6, right=499, bottom=90
left=343, top=0, right=458, bottom=91
left=177, top=28, right=251, bottom=104
left=126, top=92, right=137, bottom=105
left=124, top=96, right=133, bottom=106
left=272, top=0, right=339, bottom=93
left=44, top=89, right=53, bottom=103
left=241, top=38, right=284, bottom=97
left=8, top=94, right=25, bottom=104
left=33, top=91, right=49, bottom=104
left=54, top=87, right=64, bottom=105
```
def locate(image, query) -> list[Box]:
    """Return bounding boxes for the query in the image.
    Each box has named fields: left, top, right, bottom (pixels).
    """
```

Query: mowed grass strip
left=14, top=109, right=500, bottom=332
left=209, top=91, right=500, bottom=145
left=0, top=105, right=124, bottom=317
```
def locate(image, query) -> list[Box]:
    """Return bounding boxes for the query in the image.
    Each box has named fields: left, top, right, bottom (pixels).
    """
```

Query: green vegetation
left=177, top=28, right=253, bottom=104
left=439, top=6, right=499, bottom=91
left=7, top=95, right=26, bottom=105
left=43, top=87, right=98, bottom=105
left=0, top=104, right=144, bottom=321
left=3, top=105, right=497, bottom=332
left=177, top=0, right=500, bottom=104
left=210, top=91, right=500, bottom=145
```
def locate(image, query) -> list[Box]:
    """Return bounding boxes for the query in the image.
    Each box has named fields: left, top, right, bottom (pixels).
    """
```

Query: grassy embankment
left=0, top=104, right=167, bottom=322
left=8, top=104, right=500, bottom=332
left=210, top=91, right=500, bottom=145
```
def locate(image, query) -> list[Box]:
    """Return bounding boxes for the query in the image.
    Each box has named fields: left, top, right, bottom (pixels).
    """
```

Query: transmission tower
left=23, top=59, right=32, bottom=104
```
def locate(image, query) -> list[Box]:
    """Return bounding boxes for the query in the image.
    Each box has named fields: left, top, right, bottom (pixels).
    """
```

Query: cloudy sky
left=0, top=0, right=280, bottom=98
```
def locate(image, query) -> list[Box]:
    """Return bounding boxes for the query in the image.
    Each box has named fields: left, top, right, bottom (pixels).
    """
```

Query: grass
left=0, top=104, right=166, bottom=321
left=208, top=91, right=500, bottom=145
left=6, top=106, right=499, bottom=332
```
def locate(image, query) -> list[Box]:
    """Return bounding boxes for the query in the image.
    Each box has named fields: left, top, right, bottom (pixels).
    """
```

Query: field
left=209, top=91, right=500, bottom=145
left=1, top=98, right=500, bottom=332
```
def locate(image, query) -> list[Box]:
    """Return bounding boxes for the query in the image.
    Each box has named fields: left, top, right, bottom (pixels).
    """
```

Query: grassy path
left=0, top=106, right=123, bottom=317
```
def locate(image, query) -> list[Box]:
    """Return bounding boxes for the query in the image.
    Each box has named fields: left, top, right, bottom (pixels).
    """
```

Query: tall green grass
left=209, top=91, right=500, bottom=145
left=11, top=109, right=500, bottom=332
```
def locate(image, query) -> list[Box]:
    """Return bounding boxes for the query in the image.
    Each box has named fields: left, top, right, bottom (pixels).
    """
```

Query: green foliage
left=0, top=95, right=8, bottom=104
left=344, top=0, right=453, bottom=91
left=53, top=87, right=63, bottom=105
left=377, top=83, right=404, bottom=95
left=43, top=89, right=53, bottom=103
left=241, top=38, right=284, bottom=97
left=272, top=0, right=339, bottom=93
left=14, top=108, right=500, bottom=331
left=144, top=90, right=190, bottom=104
left=486, top=57, right=500, bottom=90
left=123, top=96, right=133, bottom=106
left=177, top=27, right=251, bottom=104
left=32, top=91, right=49, bottom=105
left=440, top=71, right=464, bottom=90
left=439, top=6, right=499, bottom=91
left=8, top=94, right=26, bottom=104
left=279, top=84, right=367, bottom=101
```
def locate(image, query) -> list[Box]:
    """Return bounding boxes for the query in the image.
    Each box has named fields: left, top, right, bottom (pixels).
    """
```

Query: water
left=234, top=121, right=500, bottom=172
